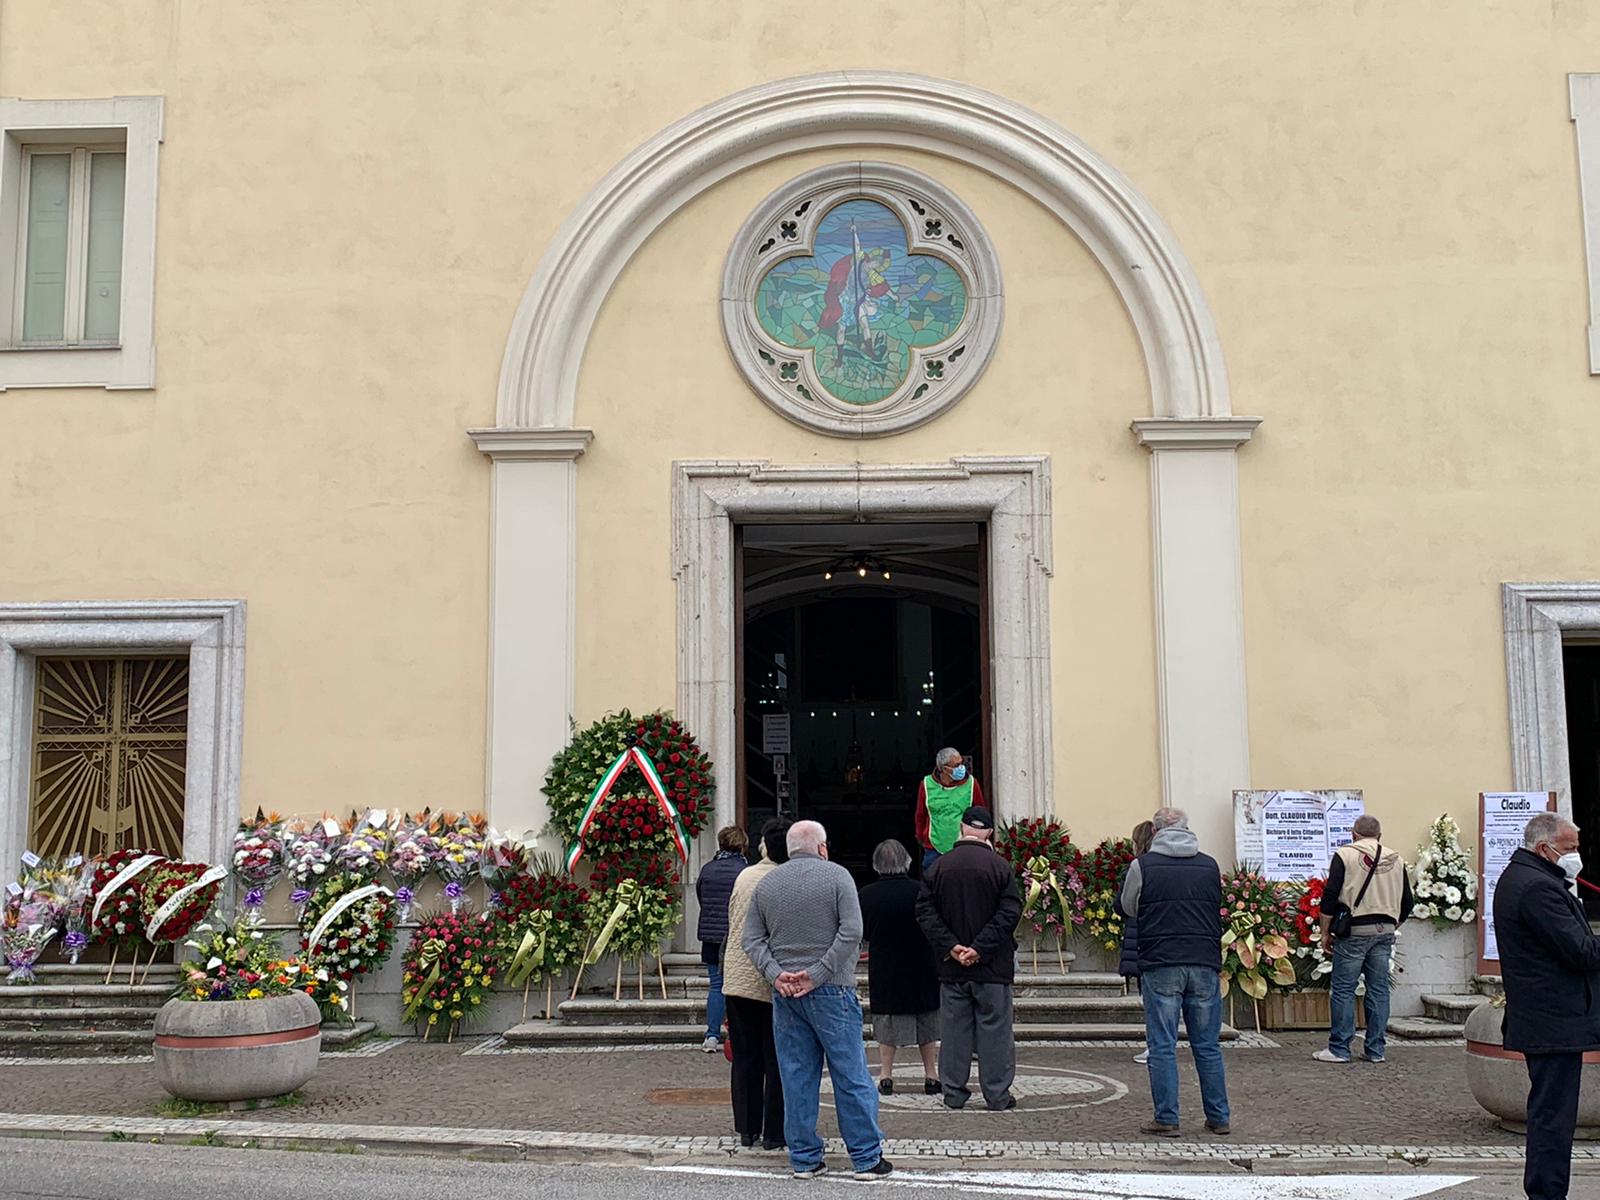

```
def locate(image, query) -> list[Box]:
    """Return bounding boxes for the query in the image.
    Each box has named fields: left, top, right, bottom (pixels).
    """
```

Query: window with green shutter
left=16, top=145, right=126, bottom=346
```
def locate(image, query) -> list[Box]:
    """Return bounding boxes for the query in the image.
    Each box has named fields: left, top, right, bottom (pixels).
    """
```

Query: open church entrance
left=738, top=522, right=988, bottom=884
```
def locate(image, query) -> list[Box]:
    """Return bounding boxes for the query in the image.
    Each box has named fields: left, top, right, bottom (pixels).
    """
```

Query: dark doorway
left=738, top=523, right=986, bottom=885
left=1563, top=642, right=1600, bottom=918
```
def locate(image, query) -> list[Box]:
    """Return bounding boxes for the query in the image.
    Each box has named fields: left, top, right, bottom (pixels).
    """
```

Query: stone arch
left=495, top=70, right=1233, bottom=429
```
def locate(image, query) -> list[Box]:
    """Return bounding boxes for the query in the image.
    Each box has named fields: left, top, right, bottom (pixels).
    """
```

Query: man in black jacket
left=915, top=806, right=1023, bottom=1111
left=1494, top=811, right=1600, bottom=1200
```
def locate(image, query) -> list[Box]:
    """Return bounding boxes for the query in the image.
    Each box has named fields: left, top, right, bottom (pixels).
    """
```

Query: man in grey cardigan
left=743, top=819, right=892, bottom=1181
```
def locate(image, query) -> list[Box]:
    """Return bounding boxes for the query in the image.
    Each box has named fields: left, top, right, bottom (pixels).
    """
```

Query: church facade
left=4, top=3, right=1600, bottom=942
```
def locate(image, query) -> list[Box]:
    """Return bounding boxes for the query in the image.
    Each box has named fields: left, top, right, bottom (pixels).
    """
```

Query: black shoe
left=942, top=1096, right=966, bottom=1110
left=760, top=1139, right=786, bottom=1152
left=878, top=1078, right=894, bottom=1095
left=855, top=1158, right=894, bottom=1179
left=987, top=1096, right=1017, bottom=1111
left=738, top=1133, right=756, bottom=1148
left=793, top=1163, right=827, bottom=1179
left=923, top=1078, right=940, bottom=1095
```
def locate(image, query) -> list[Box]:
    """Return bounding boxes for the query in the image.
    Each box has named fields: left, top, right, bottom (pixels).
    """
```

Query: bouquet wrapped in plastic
left=478, top=831, right=527, bottom=910
left=285, top=817, right=344, bottom=914
left=337, top=809, right=393, bottom=881
left=386, top=817, right=437, bottom=923
left=232, top=808, right=285, bottom=911
left=60, top=859, right=95, bottom=964
left=3, top=886, right=62, bottom=984
left=431, top=812, right=485, bottom=914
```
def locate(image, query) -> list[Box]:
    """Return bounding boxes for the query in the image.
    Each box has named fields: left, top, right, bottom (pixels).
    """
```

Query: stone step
left=557, top=992, right=1143, bottom=1028
left=0, top=1006, right=157, bottom=1029
left=1387, top=1016, right=1467, bottom=1040
left=1473, top=974, right=1505, bottom=999
left=0, top=1027, right=155, bottom=1057
left=1422, top=993, right=1489, bottom=1023
left=1011, top=996, right=1145, bottom=1022
left=0, top=984, right=172, bottom=1010
left=559, top=998, right=701, bottom=1026
left=1014, top=973, right=1127, bottom=998
left=321, top=1020, right=377, bottom=1047
left=503, top=1019, right=1236, bottom=1047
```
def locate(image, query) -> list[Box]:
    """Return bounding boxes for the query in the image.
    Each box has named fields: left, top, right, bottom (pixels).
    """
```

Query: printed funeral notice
left=1481, top=791, right=1554, bottom=964
left=1234, top=791, right=1365, bottom=881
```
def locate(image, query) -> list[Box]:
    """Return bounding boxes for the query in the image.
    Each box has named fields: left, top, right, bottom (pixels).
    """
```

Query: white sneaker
left=1312, top=1049, right=1351, bottom=1064
left=701, top=1035, right=720, bottom=1053
left=1133, top=1050, right=1149, bottom=1065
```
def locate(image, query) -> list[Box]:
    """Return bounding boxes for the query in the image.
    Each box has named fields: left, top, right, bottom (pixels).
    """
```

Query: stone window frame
left=1501, top=581, right=1600, bottom=814
left=0, top=96, right=164, bottom=390
left=720, top=161, right=1004, bottom=438
left=0, top=600, right=246, bottom=874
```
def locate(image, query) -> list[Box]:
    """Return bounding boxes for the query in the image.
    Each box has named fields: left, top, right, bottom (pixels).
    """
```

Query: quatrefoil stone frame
left=720, top=162, right=1004, bottom=438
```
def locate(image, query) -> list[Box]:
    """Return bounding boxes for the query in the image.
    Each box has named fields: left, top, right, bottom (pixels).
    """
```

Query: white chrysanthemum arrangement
left=1411, top=814, right=1478, bottom=927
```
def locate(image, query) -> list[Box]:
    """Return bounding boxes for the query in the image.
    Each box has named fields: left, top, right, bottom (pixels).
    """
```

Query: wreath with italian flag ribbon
left=543, top=710, right=713, bottom=868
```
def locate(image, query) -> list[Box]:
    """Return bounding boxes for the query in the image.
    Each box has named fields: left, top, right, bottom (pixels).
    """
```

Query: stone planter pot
left=1464, top=1001, right=1600, bottom=1137
left=153, top=991, right=321, bottom=1102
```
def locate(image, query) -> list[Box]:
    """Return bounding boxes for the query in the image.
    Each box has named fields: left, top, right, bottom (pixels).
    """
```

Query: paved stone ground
left=0, top=1032, right=1523, bottom=1149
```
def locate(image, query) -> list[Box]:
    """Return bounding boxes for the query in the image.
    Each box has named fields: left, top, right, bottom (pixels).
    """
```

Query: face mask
left=950, top=764, right=967, bottom=782
left=1558, top=851, right=1584, bottom=880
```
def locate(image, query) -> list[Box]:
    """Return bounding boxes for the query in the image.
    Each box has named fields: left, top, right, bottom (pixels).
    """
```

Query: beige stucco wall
left=5, top=1, right=1600, bottom=860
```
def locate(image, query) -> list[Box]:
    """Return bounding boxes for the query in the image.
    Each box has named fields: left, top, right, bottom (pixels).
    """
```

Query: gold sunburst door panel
left=29, top=656, right=189, bottom=859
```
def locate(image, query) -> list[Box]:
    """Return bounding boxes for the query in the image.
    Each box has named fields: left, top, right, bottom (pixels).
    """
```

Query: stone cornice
left=469, top=427, right=594, bottom=462
left=1131, top=417, right=1262, bottom=450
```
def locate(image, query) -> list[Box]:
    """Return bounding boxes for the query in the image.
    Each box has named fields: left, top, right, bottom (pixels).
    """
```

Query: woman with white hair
left=859, top=838, right=941, bottom=1096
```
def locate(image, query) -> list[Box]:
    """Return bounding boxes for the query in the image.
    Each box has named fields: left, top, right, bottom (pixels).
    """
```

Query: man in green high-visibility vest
left=914, top=747, right=986, bottom=875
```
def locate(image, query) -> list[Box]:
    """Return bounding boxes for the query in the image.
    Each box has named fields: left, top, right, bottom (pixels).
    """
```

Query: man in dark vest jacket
left=915, top=805, right=1022, bottom=1111
left=1117, top=807, right=1230, bottom=1136
left=1494, top=812, right=1600, bottom=1200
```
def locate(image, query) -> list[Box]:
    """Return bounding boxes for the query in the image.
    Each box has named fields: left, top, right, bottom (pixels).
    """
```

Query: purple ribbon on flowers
left=64, top=931, right=88, bottom=951
left=395, top=886, right=414, bottom=906
left=290, top=888, right=310, bottom=905
left=444, top=881, right=463, bottom=899
left=243, top=888, right=265, bottom=909
left=488, top=890, right=502, bottom=909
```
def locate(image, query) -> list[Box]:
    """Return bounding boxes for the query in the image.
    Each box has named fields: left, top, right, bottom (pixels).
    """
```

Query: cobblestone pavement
left=0, top=1032, right=1522, bottom=1150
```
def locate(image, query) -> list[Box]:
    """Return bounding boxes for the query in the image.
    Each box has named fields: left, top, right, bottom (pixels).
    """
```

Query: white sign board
left=1233, top=790, right=1365, bottom=881
left=1480, top=791, right=1555, bottom=966
left=761, top=714, right=791, bottom=756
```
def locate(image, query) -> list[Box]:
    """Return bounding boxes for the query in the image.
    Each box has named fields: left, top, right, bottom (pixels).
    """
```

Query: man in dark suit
left=1494, top=811, right=1600, bottom=1200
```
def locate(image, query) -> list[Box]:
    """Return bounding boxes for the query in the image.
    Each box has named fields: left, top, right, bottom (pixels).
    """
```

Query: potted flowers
left=154, top=913, right=337, bottom=1103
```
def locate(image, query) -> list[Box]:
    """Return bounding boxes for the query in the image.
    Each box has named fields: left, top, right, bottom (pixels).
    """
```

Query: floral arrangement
left=2, top=886, right=61, bottom=984
left=400, top=906, right=497, bottom=1040
left=431, top=812, right=486, bottom=913
left=583, top=878, right=682, bottom=998
left=1080, top=838, right=1138, bottom=955
left=232, top=809, right=285, bottom=910
left=1286, top=876, right=1333, bottom=988
left=479, top=834, right=527, bottom=908
left=994, top=818, right=1085, bottom=968
left=1411, top=814, right=1478, bottom=927
left=298, top=871, right=396, bottom=1020
left=337, top=810, right=393, bottom=881
left=490, top=871, right=590, bottom=1017
left=586, top=847, right=682, bottom=893
left=88, top=848, right=163, bottom=950
left=59, top=860, right=95, bottom=964
left=285, top=818, right=343, bottom=910
left=1219, top=868, right=1296, bottom=1003
left=995, top=817, right=1084, bottom=877
left=387, top=817, right=438, bottom=922
left=181, top=913, right=348, bottom=1016
left=140, top=860, right=224, bottom=947
left=543, top=710, right=713, bottom=861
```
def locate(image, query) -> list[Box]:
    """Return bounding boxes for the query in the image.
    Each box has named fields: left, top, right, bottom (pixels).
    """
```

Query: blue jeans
left=772, top=985, right=884, bottom=1172
left=704, top=961, right=726, bottom=1040
left=922, top=848, right=941, bottom=875
left=1142, top=965, right=1230, bottom=1127
left=1329, top=932, right=1394, bottom=1061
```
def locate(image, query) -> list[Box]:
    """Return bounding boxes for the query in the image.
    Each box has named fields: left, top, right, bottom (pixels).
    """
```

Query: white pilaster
left=470, top=427, right=593, bottom=845
left=1132, top=417, right=1261, bottom=859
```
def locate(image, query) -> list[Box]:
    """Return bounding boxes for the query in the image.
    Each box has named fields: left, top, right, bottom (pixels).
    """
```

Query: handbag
left=1329, top=843, right=1382, bottom=940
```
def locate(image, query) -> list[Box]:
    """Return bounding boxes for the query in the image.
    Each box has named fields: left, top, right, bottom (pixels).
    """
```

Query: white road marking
left=649, top=1163, right=1474, bottom=1199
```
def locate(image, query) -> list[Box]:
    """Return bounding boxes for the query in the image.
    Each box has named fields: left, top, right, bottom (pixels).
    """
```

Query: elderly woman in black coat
left=859, top=838, right=941, bottom=1095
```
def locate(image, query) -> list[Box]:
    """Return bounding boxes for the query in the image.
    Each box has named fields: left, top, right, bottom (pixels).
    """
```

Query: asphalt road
left=0, top=1138, right=1551, bottom=1200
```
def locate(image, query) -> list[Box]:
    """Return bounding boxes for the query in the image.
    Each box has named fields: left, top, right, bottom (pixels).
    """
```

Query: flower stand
left=153, top=991, right=321, bottom=1103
